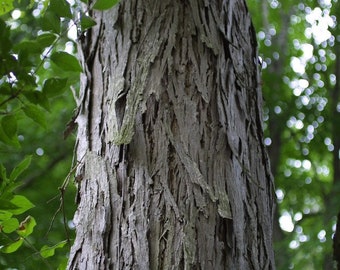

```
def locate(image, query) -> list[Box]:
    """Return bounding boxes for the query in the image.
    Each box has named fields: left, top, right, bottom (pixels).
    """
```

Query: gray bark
left=67, top=0, right=275, bottom=269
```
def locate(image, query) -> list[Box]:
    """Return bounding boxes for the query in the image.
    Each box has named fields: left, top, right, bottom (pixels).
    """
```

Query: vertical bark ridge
left=68, top=0, right=275, bottom=269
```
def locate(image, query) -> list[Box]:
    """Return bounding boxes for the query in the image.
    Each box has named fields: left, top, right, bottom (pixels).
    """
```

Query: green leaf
left=50, top=0, right=72, bottom=18
left=10, top=195, right=34, bottom=215
left=0, top=82, right=12, bottom=96
left=15, top=33, right=57, bottom=54
left=0, top=199, right=17, bottom=211
left=57, top=257, right=68, bottom=270
left=0, top=182, right=22, bottom=196
left=1, top=218, right=19, bottom=233
left=0, top=163, right=7, bottom=181
left=50, top=52, right=82, bottom=72
left=93, top=0, right=119, bottom=10
left=28, top=0, right=35, bottom=9
left=0, top=210, right=12, bottom=221
left=80, top=15, right=97, bottom=31
left=16, top=73, right=37, bottom=90
left=0, top=19, right=11, bottom=54
left=17, top=216, right=36, bottom=237
left=41, top=9, right=61, bottom=33
left=42, top=78, right=68, bottom=98
left=23, top=91, right=50, bottom=112
left=1, top=115, right=17, bottom=140
left=0, top=123, right=20, bottom=148
left=36, top=33, right=57, bottom=47
left=40, top=240, right=68, bottom=258
left=0, top=0, right=13, bottom=16
left=9, top=155, right=32, bottom=182
left=22, top=104, right=47, bottom=129
left=15, top=40, right=45, bottom=54
left=0, top=115, right=19, bottom=148
left=0, top=237, right=24, bottom=253
left=0, top=163, right=8, bottom=193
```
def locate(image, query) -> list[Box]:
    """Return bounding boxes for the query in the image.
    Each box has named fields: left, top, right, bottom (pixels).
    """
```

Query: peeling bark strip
left=68, top=0, right=275, bottom=269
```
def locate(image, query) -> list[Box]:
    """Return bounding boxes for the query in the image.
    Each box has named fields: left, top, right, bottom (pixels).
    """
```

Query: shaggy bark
left=67, top=0, right=275, bottom=269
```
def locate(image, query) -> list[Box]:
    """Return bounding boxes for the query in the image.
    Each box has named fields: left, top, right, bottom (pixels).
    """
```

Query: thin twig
left=45, top=154, right=85, bottom=244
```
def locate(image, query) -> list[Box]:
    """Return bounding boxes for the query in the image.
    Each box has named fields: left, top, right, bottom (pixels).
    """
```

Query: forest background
left=0, top=0, right=339, bottom=269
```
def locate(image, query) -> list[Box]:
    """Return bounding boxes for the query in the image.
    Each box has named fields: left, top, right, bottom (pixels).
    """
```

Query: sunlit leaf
left=0, top=0, right=13, bottom=16
left=9, top=195, right=34, bottom=215
left=0, top=210, right=12, bottom=221
left=1, top=217, right=19, bottom=233
left=0, top=237, right=24, bottom=253
left=40, top=240, right=68, bottom=258
left=17, top=216, right=36, bottom=237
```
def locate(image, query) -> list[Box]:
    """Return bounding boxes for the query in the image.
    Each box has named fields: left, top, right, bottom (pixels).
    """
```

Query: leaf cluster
left=0, top=156, right=35, bottom=253
left=0, top=0, right=119, bottom=269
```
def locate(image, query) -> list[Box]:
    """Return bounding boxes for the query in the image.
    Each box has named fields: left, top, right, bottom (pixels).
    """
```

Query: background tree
left=67, top=0, right=275, bottom=269
left=248, top=0, right=340, bottom=269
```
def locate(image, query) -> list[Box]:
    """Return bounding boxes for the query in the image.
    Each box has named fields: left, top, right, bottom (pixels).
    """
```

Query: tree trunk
left=67, top=0, right=275, bottom=269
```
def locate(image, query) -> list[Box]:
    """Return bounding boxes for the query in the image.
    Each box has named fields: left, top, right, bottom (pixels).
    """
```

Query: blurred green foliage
left=248, top=0, right=340, bottom=269
left=0, top=0, right=79, bottom=268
